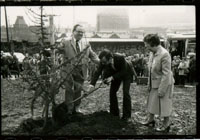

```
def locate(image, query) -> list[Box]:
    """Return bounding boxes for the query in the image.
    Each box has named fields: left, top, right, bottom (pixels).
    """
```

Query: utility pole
left=41, top=6, right=44, bottom=44
left=4, top=6, right=14, bottom=55
left=4, top=6, right=9, bottom=43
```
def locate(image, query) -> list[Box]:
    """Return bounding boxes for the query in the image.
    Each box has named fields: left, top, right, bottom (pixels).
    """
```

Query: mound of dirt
left=14, top=111, right=137, bottom=135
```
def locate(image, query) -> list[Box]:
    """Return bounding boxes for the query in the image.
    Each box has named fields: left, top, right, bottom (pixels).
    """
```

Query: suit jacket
left=58, top=37, right=99, bottom=80
left=148, top=45, right=175, bottom=94
left=91, top=53, right=133, bottom=86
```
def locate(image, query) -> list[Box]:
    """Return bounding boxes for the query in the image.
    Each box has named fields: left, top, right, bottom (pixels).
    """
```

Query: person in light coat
left=142, top=34, right=174, bottom=132
left=178, top=57, right=189, bottom=86
left=57, top=24, right=100, bottom=114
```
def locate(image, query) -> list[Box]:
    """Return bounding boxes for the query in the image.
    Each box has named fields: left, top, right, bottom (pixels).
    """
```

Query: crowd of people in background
left=126, top=53, right=149, bottom=77
left=172, top=53, right=196, bottom=86
left=1, top=49, right=54, bottom=79
left=88, top=51, right=196, bottom=86
left=3, top=49, right=196, bottom=88
left=1, top=43, right=196, bottom=87
left=22, top=50, right=53, bottom=77
left=1, top=51, right=23, bottom=78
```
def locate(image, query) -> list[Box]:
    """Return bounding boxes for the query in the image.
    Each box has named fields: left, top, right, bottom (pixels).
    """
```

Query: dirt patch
left=14, top=111, right=136, bottom=135
left=1, top=79, right=196, bottom=135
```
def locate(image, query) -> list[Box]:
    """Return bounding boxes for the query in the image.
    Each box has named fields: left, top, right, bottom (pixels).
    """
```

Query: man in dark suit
left=89, top=49, right=133, bottom=121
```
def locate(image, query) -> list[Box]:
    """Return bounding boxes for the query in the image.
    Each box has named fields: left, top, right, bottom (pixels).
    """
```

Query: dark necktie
left=76, top=41, right=80, bottom=53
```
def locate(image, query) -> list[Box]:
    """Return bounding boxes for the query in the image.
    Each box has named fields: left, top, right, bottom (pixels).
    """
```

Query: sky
left=1, top=6, right=195, bottom=28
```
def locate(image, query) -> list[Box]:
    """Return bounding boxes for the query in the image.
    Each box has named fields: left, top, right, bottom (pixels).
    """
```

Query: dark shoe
left=155, top=124, right=171, bottom=132
left=141, top=120, right=155, bottom=127
left=72, top=108, right=83, bottom=114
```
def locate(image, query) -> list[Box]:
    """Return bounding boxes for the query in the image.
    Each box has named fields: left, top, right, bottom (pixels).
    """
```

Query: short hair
left=99, top=49, right=113, bottom=60
left=143, top=34, right=161, bottom=47
left=72, top=24, right=82, bottom=32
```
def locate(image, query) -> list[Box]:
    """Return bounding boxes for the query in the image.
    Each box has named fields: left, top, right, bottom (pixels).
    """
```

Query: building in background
left=1, top=16, right=50, bottom=54
left=97, top=8, right=129, bottom=33
left=13, top=16, right=34, bottom=42
left=1, top=16, right=53, bottom=43
left=1, top=16, right=40, bottom=43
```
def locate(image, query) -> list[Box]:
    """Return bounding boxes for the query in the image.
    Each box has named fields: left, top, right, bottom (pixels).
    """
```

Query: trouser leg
left=122, top=79, right=132, bottom=118
left=73, top=75, right=84, bottom=111
left=110, top=79, right=121, bottom=117
left=72, top=67, right=84, bottom=112
left=65, top=75, right=74, bottom=114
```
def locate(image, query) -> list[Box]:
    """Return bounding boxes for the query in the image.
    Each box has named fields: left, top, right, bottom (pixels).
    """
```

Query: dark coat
left=91, top=53, right=133, bottom=86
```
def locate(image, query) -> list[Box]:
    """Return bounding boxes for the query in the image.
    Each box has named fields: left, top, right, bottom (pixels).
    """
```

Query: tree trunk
left=42, top=99, right=49, bottom=131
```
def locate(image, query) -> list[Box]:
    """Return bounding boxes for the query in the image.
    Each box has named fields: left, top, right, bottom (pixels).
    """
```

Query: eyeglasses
left=75, top=30, right=84, bottom=34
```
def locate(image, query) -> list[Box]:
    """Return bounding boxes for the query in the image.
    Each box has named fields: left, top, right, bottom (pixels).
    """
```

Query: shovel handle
left=69, top=82, right=103, bottom=104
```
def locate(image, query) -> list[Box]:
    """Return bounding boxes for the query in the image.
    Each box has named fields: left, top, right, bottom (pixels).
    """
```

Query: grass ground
left=1, top=78, right=196, bottom=135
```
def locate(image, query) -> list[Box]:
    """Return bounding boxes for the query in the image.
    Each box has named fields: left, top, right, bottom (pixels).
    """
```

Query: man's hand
left=86, top=84, right=95, bottom=92
left=82, top=84, right=94, bottom=97
left=103, top=77, right=114, bottom=84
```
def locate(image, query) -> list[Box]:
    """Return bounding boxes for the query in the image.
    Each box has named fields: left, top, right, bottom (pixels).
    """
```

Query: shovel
left=52, top=81, right=106, bottom=126
left=70, top=81, right=104, bottom=104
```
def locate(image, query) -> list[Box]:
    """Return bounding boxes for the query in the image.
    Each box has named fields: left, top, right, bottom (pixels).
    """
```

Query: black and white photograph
left=1, top=6, right=196, bottom=136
